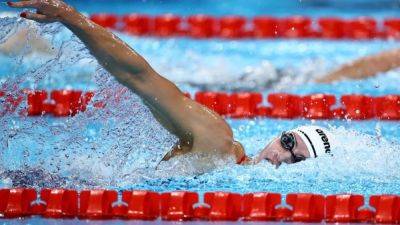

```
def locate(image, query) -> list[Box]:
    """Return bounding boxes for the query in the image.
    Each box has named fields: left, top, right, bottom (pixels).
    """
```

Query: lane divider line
left=90, top=14, right=400, bottom=40
left=0, top=189, right=399, bottom=223
left=1, top=90, right=400, bottom=120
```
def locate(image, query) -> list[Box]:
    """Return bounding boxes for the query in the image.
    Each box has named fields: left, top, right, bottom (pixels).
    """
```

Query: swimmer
left=7, top=0, right=334, bottom=168
left=317, top=48, right=400, bottom=83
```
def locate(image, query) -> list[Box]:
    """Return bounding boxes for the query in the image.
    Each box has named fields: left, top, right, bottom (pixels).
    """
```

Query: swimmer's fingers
left=20, top=11, right=56, bottom=23
left=7, top=1, right=38, bottom=9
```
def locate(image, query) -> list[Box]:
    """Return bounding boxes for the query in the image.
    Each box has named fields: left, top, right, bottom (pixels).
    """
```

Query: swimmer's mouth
left=264, top=155, right=281, bottom=168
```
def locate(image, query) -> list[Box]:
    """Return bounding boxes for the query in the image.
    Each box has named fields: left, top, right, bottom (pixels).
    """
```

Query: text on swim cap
left=316, top=129, right=333, bottom=156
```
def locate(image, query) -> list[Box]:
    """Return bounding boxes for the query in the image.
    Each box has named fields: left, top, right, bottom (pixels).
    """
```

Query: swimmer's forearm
left=318, top=49, right=400, bottom=83
left=60, top=10, right=154, bottom=84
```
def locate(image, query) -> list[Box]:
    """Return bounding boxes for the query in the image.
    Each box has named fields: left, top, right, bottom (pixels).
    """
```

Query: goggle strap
left=298, top=130, right=318, bottom=158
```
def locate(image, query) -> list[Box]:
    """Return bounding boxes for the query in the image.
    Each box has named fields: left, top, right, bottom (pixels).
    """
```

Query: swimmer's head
left=255, top=126, right=334, bottom=168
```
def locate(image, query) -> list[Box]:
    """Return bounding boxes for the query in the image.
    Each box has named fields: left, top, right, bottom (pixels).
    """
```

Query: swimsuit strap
left=236, top=154, right=247, bottom=165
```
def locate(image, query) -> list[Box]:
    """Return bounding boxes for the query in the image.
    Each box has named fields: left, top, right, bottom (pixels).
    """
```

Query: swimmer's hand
left=7, top=0, right=74, bottom=23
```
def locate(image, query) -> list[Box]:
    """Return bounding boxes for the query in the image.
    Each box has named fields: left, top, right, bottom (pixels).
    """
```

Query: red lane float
left=370, top=195, right=400, bottom=224
left=38, top=189, right=78, bottom=218
left=318, top=17, right=345, bottom=39
left=357, top=207, right=375, bottom=223
left=122, top=190, right=160, bottom=220
left=161, top=191, right=198, bottom=221
left=90, top=14, right=118, bottom=29
left=268, top=93, right=302, bottom=119
left=154, top=14, right=182, bottom=37
left=242, top=192, right=281, bottom=221
left=346, top=17, right=377, bottom=39
left=341, top=95, right=375, bottom=119
left=280, top=16, right=313, bottom=38
left=253, top=16, right=279, bottom=38
left=275, top=206, right=293, bottom=221
left=187, top=15, right=216, bottom=38
left=27, top=90, right=48, bottom=116
left=122, top=14, right=151, bottom=36
left=219, top=16, right=247, bottom=38
left=302, top=94, right=336, bottom=119
left=204, top=192, right=242, bottom=221
left=230, top=92, right=262, bottom=118
left=51, top=90, right=72, bottom=117
left=217, top=92, right=235, bottom=115
left=193, top=204, right=211, bottom=220
left=384, top=18, right=400, bottom=39
left=195, top=92, right=219, bottom=113
left=26, top=90, right=94, bottom=117
left=79, top=190, right=118, bottom=219
left=326, top=194, right=364, bottom=222
left=194, top=92, right=263, bottom=118
left=332, top=108, right=345, bottom=119
left=0, top=188, right=37, bottom=218
left=286, top=193, right=325, bottom=222
left=375, top=95, right=400, bottom=120
left=52, top=90, right=91, bottom=117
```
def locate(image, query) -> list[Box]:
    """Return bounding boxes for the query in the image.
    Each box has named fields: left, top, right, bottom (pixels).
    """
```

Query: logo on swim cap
left=290, top=125, right=334, bottom=158
left=316, top=129, right=333, bottom=156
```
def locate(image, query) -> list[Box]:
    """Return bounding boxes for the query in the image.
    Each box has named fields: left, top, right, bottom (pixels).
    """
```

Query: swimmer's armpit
left=160, top=143, right=192, bottom=162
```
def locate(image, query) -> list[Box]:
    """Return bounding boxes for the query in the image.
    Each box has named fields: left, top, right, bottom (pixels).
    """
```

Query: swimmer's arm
left=63, top=12, right=156, bottom=87
left=8, top=1, right=237, bottom=154
left=60, top=11, right=234, bottom=144
left=317, top=48, right=400, bottom=83
left=60, top=11, right=233, bottom=140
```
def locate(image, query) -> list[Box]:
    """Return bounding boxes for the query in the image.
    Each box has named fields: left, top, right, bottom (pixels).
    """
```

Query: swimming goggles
left=280, top=132, right=306, bottom=163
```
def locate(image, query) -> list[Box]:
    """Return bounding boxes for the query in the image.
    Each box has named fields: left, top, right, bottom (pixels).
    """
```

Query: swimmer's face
left=255, top=132, right=310, bottom=168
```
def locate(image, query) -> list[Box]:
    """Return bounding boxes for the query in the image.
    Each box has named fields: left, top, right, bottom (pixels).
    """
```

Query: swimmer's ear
left=20, top=11, right=56, bottom=23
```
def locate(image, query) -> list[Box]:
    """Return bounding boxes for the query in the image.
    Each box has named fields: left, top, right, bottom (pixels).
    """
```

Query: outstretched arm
left=317, top=48, right=400, bottom=83
left=8, top=0, right=239, bottom=159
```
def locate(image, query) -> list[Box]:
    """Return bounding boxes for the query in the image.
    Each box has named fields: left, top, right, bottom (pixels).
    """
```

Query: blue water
left=2, top=0, right=400, bottom=18
left=61, top=0, right=400, bottom=18
left=0, top=0, right=399, bottom=207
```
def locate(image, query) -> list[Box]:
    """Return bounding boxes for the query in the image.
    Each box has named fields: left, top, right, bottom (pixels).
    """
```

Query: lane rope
left=0, top=188, right=398, bottom=223
left=89, top=14, right=400, bottom=40
left=1, top=90, right=399, bottom=120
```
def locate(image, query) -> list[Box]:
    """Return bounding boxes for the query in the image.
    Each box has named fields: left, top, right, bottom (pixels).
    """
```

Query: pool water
left=3, top=0, right=400, bottom=18
left=0, top=0, right=400, bottom=201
